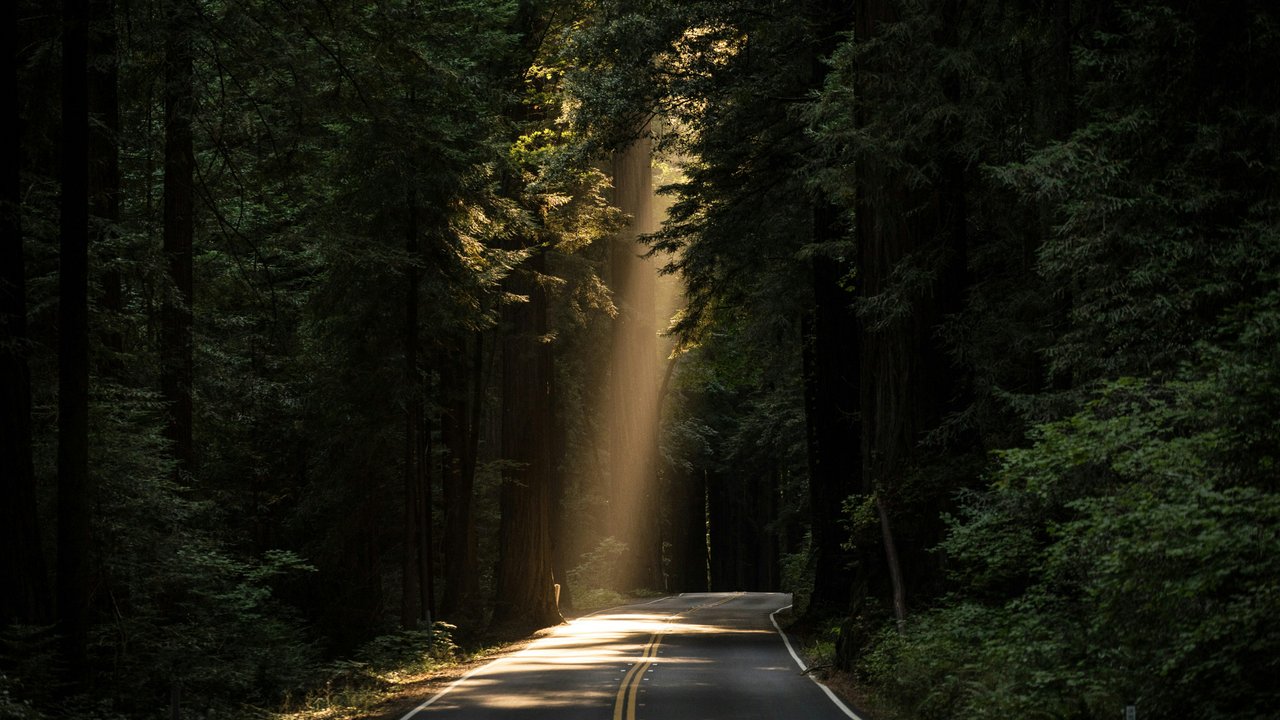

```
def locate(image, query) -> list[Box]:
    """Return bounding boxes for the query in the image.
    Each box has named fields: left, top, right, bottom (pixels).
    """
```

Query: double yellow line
left=611, top=594, right=743, bottom=720
left=611, top=629, right=664, bottom=720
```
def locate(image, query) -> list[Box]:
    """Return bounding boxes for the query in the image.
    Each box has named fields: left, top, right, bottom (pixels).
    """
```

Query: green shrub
left=568, top=537, right=629, bottom=594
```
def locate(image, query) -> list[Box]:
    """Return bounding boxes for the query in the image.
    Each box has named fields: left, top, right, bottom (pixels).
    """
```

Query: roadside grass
left=271, top=624, right=521, bottom=720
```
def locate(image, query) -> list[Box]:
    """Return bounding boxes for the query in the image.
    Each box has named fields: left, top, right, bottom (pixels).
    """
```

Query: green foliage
left=779, top=532, right=814, bottom=616
left=351, top=624, right=459, bottom=677
left=802, top=2, right=1280, bottom=718
left=570, top=589, right=629, bottom=611
left=568, top=537, right=630, bottom=594
left=0, top=674, right=47, bottom=720
left=862, top=360, right=1280, bottom=720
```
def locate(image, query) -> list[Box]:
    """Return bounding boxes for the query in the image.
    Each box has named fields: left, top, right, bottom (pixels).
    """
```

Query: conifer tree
left=0, top=0, right=49, bottom=627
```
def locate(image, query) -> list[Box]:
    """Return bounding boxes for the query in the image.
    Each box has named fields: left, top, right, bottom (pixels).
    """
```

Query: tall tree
left=1, top=0, right=49, bottom=627
left=607, top=133, right=663, bottom=592
left=57, top=0, right=93, bottom=679
left=491, top=0, right=572, bottom=630
left=493, top=248, right=562, bottom=629
left=400, top=186, right=431, bottom=629
left=800, top=0, right=859, bottom=619
left=161, top=0, right=194, bottom=473
left=440, top=335, right=483, bottom=619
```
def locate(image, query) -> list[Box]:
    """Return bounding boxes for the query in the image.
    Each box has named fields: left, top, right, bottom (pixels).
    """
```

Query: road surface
left=401, top=592, right=861, bottom=720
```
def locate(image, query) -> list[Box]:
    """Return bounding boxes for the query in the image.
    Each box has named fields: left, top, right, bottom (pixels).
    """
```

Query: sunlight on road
left=406, top=595, right=804, bottom=718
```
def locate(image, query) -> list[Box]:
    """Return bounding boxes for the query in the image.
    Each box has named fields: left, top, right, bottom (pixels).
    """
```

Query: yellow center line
left=611, top=593, right=744, bottom=720
left=612, top=631, right=662, bottom=720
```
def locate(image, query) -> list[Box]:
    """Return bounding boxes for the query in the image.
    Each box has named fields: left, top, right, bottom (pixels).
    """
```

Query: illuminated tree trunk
left=608, top=133, right=662, bottom=592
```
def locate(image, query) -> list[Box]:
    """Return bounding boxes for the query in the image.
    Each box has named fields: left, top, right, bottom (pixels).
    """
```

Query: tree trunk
left=843, top=0, right=972, bottom=645
left=668, top=466, right=708, bottom=593
left=1, top=0, right=50, bottom=626
left=801, top=241, right=860, bottom=618
left=492, top=248, right=562, bottom=630
left=57, top=0, right=92, bottom=679
left=876, top=496, right=906, bottom=629
left=161, top=0, right=194, bottom=475
left=791, top=0, right=859, bottom=622
left=401, top=189, right=423, bottom=629
left=421, top=403, right=434, bottom=624
left=657, top=351, right=709, bottom=594
left=440, top=337, right=480, bottom=620
left=707, top=470, right=735, bottom=591
left=851, top=0, right=911, bottom=637
left=607, top=133, right=662, bottom=592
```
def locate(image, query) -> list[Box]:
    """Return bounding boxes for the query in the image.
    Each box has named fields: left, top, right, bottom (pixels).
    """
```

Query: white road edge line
left=769, top=604, right=864, bottom=720
left=395, top=654, right=511, bottom=720
left=398, top=594, right=680, bottom=720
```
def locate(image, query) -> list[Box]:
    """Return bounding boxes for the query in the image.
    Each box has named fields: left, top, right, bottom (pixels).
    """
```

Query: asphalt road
left=401, top=592, right=861, bottom=720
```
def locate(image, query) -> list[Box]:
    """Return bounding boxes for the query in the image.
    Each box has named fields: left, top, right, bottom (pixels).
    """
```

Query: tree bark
left=668, top=466, right=708, bottom=593
left=845, top=0, right=972, bottom=639
left=57, top=0, right=92, bottom=679
left=876, top=496, right=906, bottom=630
left=793, top=0, right=859, bottom=622
left=492, top=248, right=562, bottom=630
left=440, top=337, right=480, bottom=619
left=853, top=0, right=911, bottom=633
left=1, top=0, right=50, bottom=627
left=607, top=133, right=662, bottom=592
left=401, top=189, right=423, bottom=629
left=801, top=243, right=860, bottom=618
left=161, top=0, right=194, bottom=474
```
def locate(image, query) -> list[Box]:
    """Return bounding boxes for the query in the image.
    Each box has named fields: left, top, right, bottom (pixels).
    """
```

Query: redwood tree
left=57, top=0, right=92, bottom=679
left=492, top=249, right=562, bottom=630
left=1, top=0, right=49, bottom=627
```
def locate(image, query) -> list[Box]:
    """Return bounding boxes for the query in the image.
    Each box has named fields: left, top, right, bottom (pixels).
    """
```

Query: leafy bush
left=779, top=532, right=814, bottom=617
left=352, top=624, right=458, bottom=675
left=859, top=366, right=1280, bottom=720
left=571, top=588, right=628, bottom=611
left=568, top=537, right=629, bottom=594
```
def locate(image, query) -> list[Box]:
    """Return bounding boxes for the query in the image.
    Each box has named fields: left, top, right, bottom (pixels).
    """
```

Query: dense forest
left=2, top=1, right=1277, bottom=719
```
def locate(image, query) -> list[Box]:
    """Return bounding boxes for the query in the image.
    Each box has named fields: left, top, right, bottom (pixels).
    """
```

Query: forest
left=2, top=1, right=1278, bottom=719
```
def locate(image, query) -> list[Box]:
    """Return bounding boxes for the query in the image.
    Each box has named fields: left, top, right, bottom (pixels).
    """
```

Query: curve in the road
left=398, top=592, right=864, bottom=720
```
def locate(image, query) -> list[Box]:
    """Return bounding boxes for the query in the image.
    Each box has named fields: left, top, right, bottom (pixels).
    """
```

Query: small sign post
left=1124, top=705, right=1136, bottom=720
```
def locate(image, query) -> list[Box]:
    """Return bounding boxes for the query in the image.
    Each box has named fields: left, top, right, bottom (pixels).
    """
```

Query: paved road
left=402, top=592, right=860, bottom=720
